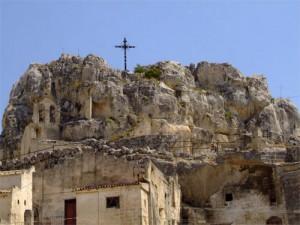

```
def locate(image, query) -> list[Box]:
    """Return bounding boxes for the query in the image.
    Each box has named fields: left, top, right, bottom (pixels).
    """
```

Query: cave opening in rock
left=175, top=89, right=182, bottom=98
left=225, top=193, right=233, bottom=201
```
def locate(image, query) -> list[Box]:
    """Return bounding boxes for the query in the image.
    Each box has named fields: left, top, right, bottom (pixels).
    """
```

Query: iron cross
left=115, top=38, right=135, bottom=72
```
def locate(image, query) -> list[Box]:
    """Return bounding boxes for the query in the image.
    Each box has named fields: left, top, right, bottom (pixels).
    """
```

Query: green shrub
left=134, top=64, right=146, bottom=73
left=134, top=64, right=162, bottom=80
left=271, top=98, right=275, bottom=104
left=225, top=111, right=233, bottom=121
left=144, top=67, right=161, bottom=80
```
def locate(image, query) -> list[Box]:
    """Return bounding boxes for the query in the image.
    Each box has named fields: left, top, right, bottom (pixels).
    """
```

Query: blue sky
left=1, top=0, right=300, bottom=131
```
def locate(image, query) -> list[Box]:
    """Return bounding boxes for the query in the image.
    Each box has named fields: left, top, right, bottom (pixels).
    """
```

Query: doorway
left=266, top=216, right=283, bottom=225
left=65, top=199, right=76, bottom=225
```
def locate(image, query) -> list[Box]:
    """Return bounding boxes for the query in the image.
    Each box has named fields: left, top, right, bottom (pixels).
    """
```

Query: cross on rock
left=115, top=38, right=135, bottom=72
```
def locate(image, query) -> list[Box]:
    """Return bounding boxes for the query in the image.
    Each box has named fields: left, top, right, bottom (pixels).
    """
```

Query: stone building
left=75, top=182, right=150, bottom=225
left=0, top=167, right=34, bottom=225
left=21, top=96, right=60, bottom=159
left=0, top=148, right=180, bottom=225
left=76, top=172, right=180, bottom=225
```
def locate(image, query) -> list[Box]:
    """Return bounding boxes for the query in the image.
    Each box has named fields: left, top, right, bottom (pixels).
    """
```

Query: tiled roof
left=75, top=181, right=141, bottom=192
left=0, top=189, right=12, bottom=194
left=0, top=170, right=24, bottom=176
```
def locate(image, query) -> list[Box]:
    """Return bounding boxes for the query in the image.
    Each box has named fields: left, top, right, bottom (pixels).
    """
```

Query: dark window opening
left=175, top=90, right=182, bottom=98
left=51, top=82, right=57, bottom=98
left=263, top=130, right=271, bottom=139
left=262, top=177, right=271, bottom=190
left=35, top=128, right=41, bottom=139
left=225, top=193, right=233, bottom=201
left=75, top=103, right=82, bottom=113
left=106, top=196, right=120, bottom=208
left=270, top=190, right=277, bottom=205
left=24, top=200, right=26, bottom=206
left=181, top=208, right=189, bottom=224
left=38, top=105, right=45, bottom=123
left=50, top=105, right=56, bottom=123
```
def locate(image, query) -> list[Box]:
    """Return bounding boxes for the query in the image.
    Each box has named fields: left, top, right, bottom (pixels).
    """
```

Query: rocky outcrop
left=1, top=54, right=300, bottom=162
left=194, top=62, right=271, bottom=120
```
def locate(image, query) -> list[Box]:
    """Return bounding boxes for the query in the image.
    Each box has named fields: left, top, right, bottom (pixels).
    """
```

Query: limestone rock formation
left=1, top=54, right=300, bottom=162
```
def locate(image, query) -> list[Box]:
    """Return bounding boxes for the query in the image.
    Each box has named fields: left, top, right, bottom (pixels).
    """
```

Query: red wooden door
left=65, top=199, right=76, bottom=225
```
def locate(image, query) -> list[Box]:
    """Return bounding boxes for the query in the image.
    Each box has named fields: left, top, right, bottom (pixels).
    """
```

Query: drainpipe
left=98, top=191, right=100, bottom=225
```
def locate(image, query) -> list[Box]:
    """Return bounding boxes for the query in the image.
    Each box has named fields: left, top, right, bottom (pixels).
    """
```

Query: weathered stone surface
left=1, top=54, right=300, bottom=225
left=0, top=54, right=299, bottom=163
left=194, top=62, right=271, bottom=120
left=62, top=119, right=106, bottom=141
left=156, top=61, right=195, bottom=89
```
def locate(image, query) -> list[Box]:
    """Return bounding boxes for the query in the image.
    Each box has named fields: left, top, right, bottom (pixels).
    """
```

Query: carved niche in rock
left=92, top=99, right=111, bottom=119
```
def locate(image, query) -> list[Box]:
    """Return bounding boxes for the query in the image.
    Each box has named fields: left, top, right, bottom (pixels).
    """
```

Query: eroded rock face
left=194, top=62, right=271, bottom=120
left=1, top=54, right=300, bottom=160
left=158, top=61, right=195, bottom=89
left=62, top=119, right=106, bottom=141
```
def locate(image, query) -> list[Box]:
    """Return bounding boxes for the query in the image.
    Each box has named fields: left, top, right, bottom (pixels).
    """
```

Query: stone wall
left=145, top=161, right=181, bottom=225
left=278, top=163, right=300, bottom=225
left=77, top=184, right=146, bottom=225
left=0, top=191, right=12, bottom=224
